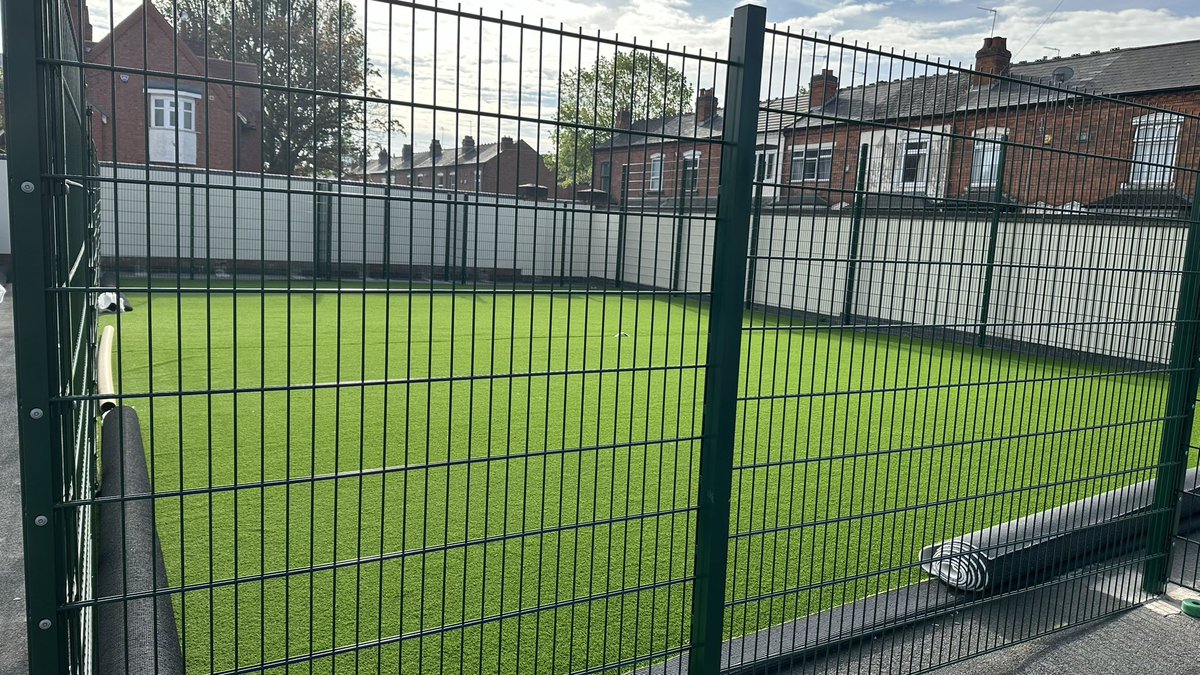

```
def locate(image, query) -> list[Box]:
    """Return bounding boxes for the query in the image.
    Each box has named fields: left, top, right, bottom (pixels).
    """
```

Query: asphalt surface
left=792, top=564, right=1200, bottom=674
left=0, top=290, right=28, bottom=675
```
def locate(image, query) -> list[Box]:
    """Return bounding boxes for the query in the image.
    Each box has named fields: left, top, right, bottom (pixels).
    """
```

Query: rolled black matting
left=641, top=471, right=1200, bottom=675
left=920, top=468, right=1200, bottom=592
left=95, top=406, right=185, bottom=674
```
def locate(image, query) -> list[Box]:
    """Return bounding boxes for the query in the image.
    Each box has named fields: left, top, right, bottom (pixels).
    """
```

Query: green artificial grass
left=103, top=286, right=1170, bottom=674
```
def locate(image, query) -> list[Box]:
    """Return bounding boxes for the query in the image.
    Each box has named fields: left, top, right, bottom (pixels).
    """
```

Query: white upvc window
left=150, top=93, right=195, bottom=131
left=791, top=145, right=833, bottom=181
left=648, top=153, right=664, bottom=192
left=146, top=88, right=200, bottom=164
left=755, top=147, right=778, bottom=183
left=1130, top=113, right=1182, bottom=186
left=681, top=151, right=701, bottom=192
left=970, top=128, right=1008, bottom=188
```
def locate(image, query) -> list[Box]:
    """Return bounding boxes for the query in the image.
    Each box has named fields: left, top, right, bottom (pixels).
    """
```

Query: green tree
left=164, top=0, right=400, bottom=175
left=547, top=52, right=692, bottom=187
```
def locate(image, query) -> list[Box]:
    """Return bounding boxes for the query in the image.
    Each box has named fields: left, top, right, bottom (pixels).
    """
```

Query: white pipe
left=98, top=324, right=116, bottom=414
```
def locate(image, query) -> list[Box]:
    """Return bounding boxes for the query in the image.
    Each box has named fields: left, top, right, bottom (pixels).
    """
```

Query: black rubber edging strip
left=94, top=406, right=185, bottom=675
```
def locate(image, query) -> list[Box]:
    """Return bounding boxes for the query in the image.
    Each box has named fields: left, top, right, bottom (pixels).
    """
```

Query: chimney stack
left=615, top=109, right=632, bottom=130
left=68, top=1, right=93, bottom=50
left=973, top=36, right=1012, bottom=85
left=696, top=88, right=718, bottom=121
left=462, top=135, right=476, bottom=156
left=402, top=144, right=413, bottom=164
left=429, top=140, right=443, bottom=159
left=809, top=69, right=839, bottom=110
left=377, top=147, right=389, bottom=168
left=501, top=136, right=515, bottom=151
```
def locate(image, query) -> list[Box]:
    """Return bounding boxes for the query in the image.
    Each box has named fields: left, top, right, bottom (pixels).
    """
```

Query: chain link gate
left=8, top=1, right=1200, bottom=674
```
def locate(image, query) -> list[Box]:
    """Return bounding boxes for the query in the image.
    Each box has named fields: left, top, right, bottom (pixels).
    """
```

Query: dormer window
left=146, top=89, right=200, bottom=164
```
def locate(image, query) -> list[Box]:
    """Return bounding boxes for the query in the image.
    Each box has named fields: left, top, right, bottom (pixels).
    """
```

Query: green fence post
left=615, top=164, right=630, bottom=287
left=461, top=194, right=471, bottom=283
left=673, top=155, right=689, bottom=292
left=5, top=0, right=67, bottom=670
left=841, top=143, right=870, bottom=324
left=314, top=181, right=333, bottom=279
left=1143, top=170, right=1200, bottom=594
left=383, top=181, right=392, bottom=279
left=558, top=203, right=569, bottom=285
left=976, top=138, right=1009, bottom=347
left=745, top=186, right=763, bottom=305
left=688, top=4, right=765, bottom=674
left=188, top=171, right=197, bottom=279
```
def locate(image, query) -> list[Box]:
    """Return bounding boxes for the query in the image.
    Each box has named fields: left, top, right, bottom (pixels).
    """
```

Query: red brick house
left=591, top=88, right=807, bottom=208
left=599, top=36, right=1200, bottom=215
left=81, top=1, right=261, bottom=172
left=350, top=135, right=560, bottom=199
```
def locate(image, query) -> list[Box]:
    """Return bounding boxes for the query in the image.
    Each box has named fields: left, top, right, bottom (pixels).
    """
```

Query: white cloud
left=81, top=0, right=1200, bottom=154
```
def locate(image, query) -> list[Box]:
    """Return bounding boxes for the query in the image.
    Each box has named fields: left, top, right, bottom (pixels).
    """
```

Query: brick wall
left=85, top=4, right=257, bottom=172
left=598, top=89, right=1200, bottom=209
left=591, top=139, right=722, bottom=203
left=376, top=140, right=561, bottom=198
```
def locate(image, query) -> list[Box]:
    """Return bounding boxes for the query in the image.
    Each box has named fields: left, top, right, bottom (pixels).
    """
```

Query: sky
left=86, top=0, right=1200, bottom=65
left=70, top=1, right=1200, bottom=152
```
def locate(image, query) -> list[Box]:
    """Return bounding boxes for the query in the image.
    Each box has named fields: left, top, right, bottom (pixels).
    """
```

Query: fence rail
left=8, top=1, right=1200, bottom=674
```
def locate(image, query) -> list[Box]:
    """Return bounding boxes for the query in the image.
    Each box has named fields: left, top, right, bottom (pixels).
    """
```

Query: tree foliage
left=547, top=52, right=692, bottom=187
left=164, top=0, right=399, bottom=175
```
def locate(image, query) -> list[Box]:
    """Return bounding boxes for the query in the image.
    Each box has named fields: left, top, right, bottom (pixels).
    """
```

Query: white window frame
left=790, top=143, right=833, bottom=182
left=647, top=153, right=664, bottom=192
left=681, top=151, right=701, bottom=192
left=755, top=147, right=778, bottom=184
left=894, top=133, right=932, bottom=191
left=598, top=161, right=612, bottom=193
left=969, top=127, right=1008, bottom=188
left=147, top=89, right=199, bottom=132
left=1129, top=113, right=1182, bottom=187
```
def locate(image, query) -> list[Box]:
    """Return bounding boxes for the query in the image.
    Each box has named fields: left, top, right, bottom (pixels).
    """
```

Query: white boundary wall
left=0, top=159, right=10, bottom=263
left=69, top=159, right=1186, bottom=364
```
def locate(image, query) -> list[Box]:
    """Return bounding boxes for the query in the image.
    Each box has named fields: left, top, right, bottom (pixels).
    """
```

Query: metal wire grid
left=725, top=27, right=1200, bottom=674
left=44, top=1, right=729, bottom=673
left=9, top=1, right=1200, bottom=674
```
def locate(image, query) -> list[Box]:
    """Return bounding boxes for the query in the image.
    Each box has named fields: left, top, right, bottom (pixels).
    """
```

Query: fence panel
left=717, top=25, right=1200, bottom=674
left=41, top=1, right=730, bottom=674
left=5, top=0, right=102, bottom=672
left=13, top=0, right=1200, bottom=673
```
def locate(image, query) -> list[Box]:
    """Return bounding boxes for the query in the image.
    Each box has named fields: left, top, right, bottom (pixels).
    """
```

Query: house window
left=790, top=146, right=833, bottom=181
left=437, top=172, right=447, bottom=189
left=899, top=140, right=929, bottom=185
left=682, top=152, right=700, bottom=192
left=416, top=174, right=424, bottom=186
left=598, top=161, right=612, bottom=193
left=146, top=89, right=199, bottom=164
left=970, top=130, right=1007, bottom=188
left=150, top=94, right=195, bottom=131
left=755, top=149, right=777, bottom=183
left=1130, top=114, right=1181, bottom=186
left=648, top=154, right=664, bottom=192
